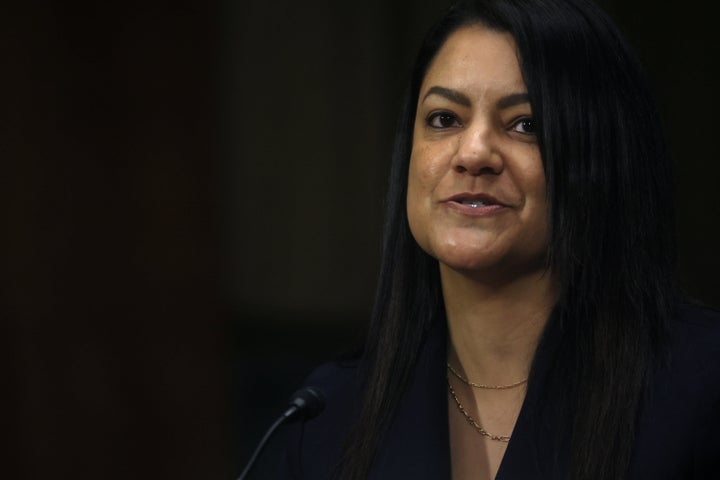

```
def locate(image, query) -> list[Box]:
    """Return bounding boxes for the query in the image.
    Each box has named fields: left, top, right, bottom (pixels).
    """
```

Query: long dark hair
left=337, top=0, right=677, bottom=478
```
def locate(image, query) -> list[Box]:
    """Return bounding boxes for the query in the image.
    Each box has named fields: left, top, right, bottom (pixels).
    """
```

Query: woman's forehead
left=420, top=26, right=526, bottom=102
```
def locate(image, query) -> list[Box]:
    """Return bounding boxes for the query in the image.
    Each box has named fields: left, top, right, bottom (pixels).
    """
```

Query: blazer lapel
left=368, top=316, right=568, bottom=480
left=369, top=320, right=451, bottom=479
left=496, top=315, right=569, bottom=480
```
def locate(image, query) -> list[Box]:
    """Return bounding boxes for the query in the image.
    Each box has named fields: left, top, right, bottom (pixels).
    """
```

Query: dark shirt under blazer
left=282, top=303, right=720, bottom=479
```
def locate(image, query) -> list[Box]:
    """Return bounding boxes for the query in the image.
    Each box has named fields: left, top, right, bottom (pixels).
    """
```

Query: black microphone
left=237, top=387, right=325, bottom=480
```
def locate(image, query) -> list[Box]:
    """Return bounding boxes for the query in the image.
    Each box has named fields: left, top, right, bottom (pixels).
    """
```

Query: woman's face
left=407, top=25, right=549, bottom=279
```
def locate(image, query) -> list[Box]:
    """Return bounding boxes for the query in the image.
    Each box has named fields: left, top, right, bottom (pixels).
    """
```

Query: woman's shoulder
left=672, top=301, right=720, bottom=351
left=676, top=300, right=720, bottom=325
left=630, top=301, right=720, bottom=478
left=665, top=301, right=720, bottom=389
left=298, top=356, right=363, bottom=418
left=280, top=357, right=363, bottom=480
left=302, top=357, right=361, bottom=393
left=297, top=356, right=363, bottom=430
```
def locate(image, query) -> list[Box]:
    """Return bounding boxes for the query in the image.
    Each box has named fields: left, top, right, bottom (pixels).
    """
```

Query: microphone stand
left=237, top=387, right=325, bottom=480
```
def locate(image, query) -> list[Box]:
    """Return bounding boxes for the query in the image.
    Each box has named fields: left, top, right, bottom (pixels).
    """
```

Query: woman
left=282, top=0, right=720, bottom=478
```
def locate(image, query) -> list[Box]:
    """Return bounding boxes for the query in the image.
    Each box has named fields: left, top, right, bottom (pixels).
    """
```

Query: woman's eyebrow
left=422, top=86, right=471, bottom=106
left=497, top=92, right=530, bottom=109
left=422, top=87, right=529, bottom=110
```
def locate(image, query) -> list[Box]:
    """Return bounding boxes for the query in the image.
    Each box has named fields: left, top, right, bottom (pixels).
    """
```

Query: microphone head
left=286, top=386, right=325, bottom=422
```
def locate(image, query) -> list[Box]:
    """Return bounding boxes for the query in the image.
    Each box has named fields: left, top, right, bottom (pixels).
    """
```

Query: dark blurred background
left=3, top=0, right=718, bottom=478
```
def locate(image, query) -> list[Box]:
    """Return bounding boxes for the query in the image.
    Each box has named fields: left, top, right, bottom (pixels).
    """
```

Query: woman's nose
left=451, top=125, right=504, bottom=175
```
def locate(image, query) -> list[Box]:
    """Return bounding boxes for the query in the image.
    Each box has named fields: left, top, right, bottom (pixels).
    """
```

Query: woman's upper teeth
left=461, top=200, right=489, bottom=207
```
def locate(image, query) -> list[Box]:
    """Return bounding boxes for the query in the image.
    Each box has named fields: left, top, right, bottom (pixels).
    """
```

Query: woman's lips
left=443, top=193, right=508, bottom=216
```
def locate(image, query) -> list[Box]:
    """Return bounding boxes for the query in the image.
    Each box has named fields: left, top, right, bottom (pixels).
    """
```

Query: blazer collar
left=369, top=316, right=567, bottom=479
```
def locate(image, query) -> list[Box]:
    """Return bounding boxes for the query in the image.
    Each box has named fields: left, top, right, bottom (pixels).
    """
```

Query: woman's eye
left=511, top=117, right=537, bottom=135
left=427, top=112, right=461, bottom=129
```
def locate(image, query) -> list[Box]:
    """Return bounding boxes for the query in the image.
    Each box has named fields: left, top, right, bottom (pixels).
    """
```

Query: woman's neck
left=441, top=264, right=558, bottom=386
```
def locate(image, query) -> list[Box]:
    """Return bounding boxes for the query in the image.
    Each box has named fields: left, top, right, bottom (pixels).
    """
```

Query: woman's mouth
left=444, top=193, right=507, bottom=216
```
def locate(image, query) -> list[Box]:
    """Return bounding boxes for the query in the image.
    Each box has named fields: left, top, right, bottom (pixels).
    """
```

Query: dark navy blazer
left=282, top=303, right=720, bottom=479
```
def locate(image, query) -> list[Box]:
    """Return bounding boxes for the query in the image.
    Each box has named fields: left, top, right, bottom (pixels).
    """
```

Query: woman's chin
left=433, top=248, right=507, bottom=275
left=433, top=247, right=549, bottom=282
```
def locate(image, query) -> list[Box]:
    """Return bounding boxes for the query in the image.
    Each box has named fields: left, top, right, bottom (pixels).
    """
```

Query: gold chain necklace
left=446, top=363, right=528, bottom=390
left=447, top=378, right=511, bottom=443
